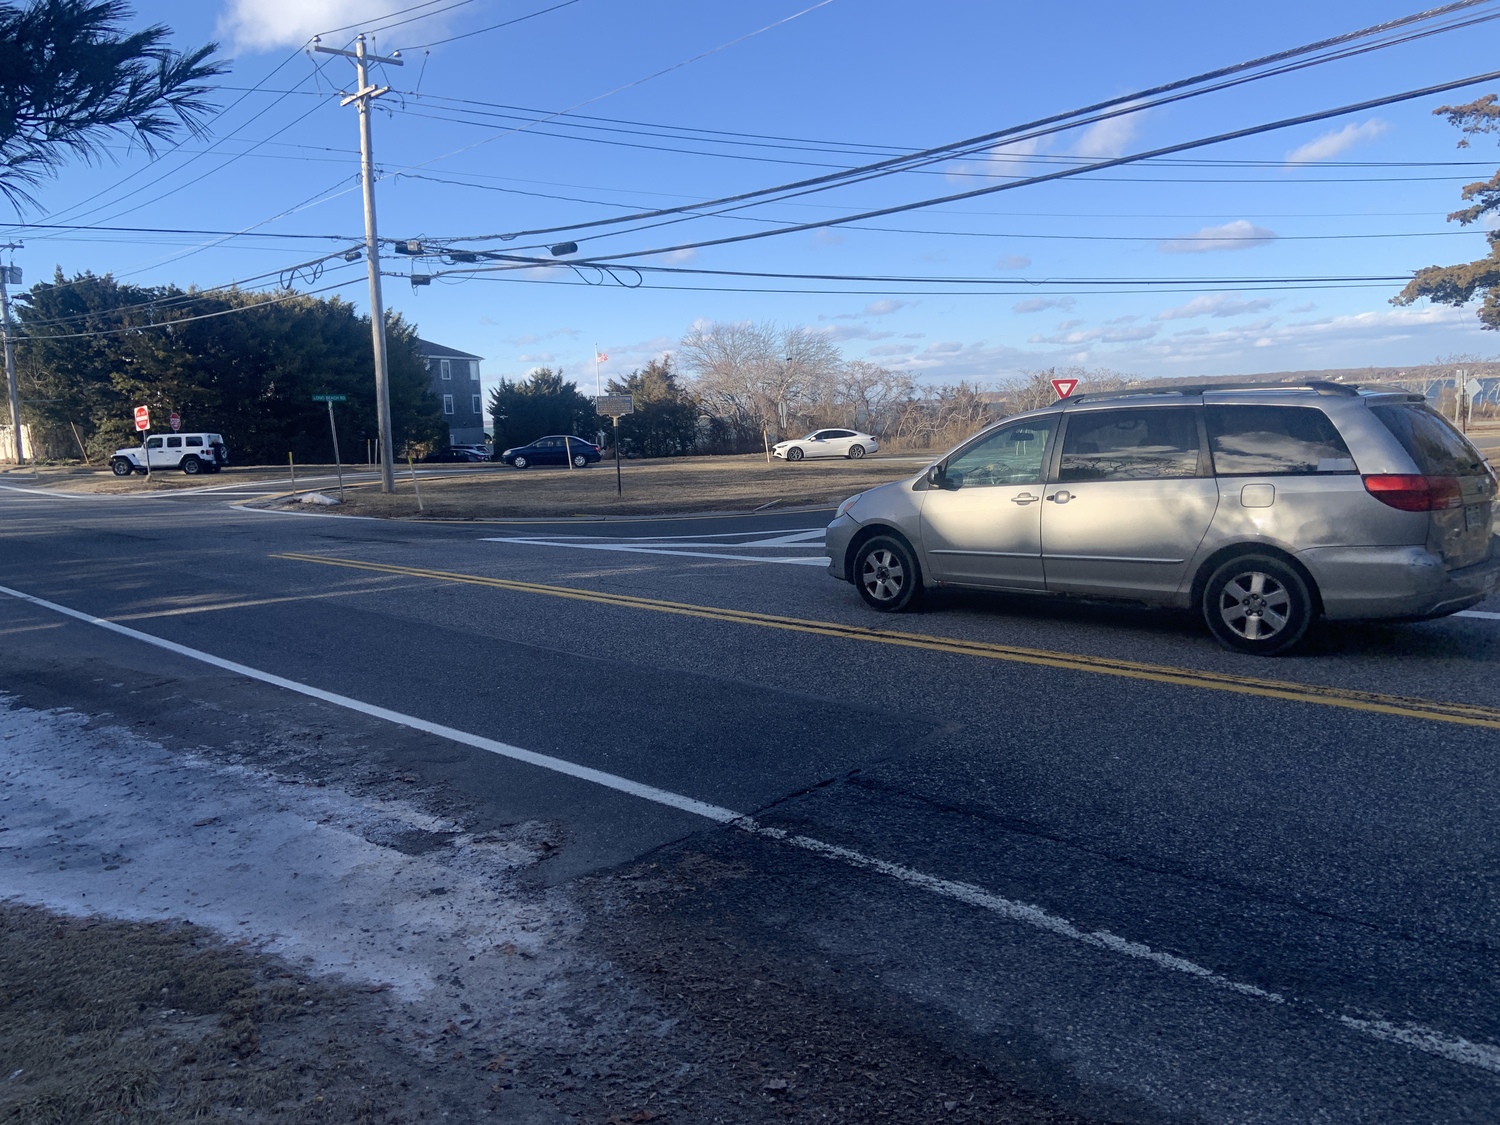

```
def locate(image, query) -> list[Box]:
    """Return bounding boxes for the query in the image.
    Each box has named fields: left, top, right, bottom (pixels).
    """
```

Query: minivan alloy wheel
left=1218, top=570, right=1288, bottom=641
left=853, top=534, right=922, bottom=612
left=1202, top=553, right=1313, bottom=655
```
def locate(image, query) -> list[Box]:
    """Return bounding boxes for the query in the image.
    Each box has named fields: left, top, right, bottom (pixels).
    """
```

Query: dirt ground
left=265, top=455, right=925, bottom=519
left=0, top=699, right=1114, bottom=1125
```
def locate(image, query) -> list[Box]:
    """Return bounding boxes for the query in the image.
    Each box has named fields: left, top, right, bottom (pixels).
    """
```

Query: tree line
left=11, top=270, right=445, bottom=463
left=489, top=321, right=1129, bottom=458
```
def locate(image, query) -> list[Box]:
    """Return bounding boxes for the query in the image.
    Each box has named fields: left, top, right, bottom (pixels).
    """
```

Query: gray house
left=415, top=339, right=487, bottom=447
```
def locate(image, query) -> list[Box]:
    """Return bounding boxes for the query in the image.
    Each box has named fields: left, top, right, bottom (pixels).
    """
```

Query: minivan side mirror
left=927, top=464, right=956, bottom=490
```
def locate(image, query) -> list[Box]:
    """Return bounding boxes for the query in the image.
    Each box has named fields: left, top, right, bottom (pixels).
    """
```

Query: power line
left=390, top=0, right=587, bottom=50
left=433, top=0, right=1500, bottom=245
left=551, top=66, right=1500, bottom=266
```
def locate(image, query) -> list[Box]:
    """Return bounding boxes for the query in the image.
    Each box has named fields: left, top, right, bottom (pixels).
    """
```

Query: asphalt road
left=1, top=483, right=1498, bottom=1123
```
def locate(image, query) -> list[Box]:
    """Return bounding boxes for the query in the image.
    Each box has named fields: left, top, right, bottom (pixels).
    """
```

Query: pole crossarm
left=313, top=43, right=403, bottom=67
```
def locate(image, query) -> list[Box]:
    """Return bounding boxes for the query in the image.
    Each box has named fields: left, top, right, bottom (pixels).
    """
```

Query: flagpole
left=594, top=345, right=601, bottom=397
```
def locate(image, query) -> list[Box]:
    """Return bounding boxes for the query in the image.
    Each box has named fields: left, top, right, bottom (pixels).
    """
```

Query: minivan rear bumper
left=1298, top=538, right=1500, bottom=620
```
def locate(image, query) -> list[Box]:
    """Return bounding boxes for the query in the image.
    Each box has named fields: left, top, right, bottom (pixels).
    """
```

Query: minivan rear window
left=1205, top=405, right=1356, bottom=476
left=1370, top=404, right=1489, bottom=476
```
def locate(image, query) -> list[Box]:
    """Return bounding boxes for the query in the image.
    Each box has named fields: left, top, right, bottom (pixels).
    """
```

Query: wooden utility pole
left=315, top=35, right=402, bottom=494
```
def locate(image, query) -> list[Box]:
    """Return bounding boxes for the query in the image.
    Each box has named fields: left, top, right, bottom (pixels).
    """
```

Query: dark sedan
left=498, top=436, right=602, bottom=468
left=421, top=447, right=487, bottom=463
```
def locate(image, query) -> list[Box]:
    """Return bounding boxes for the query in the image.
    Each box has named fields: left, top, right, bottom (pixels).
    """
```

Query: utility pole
left=315, top=35, right=402, bottom=494
left=0, top=245, right=22, bottom=466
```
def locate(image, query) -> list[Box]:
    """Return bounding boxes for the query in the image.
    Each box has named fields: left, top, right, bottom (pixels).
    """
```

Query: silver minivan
left=825, top=383, right=1500, bottom=654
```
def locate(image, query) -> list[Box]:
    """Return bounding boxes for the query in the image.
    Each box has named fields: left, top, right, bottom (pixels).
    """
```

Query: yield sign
left=1051, top=377, right=1079, bottom=398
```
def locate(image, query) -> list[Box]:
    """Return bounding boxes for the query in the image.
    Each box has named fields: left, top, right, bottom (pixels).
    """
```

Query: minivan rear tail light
left=1362, top=474, right=1464, bottom=512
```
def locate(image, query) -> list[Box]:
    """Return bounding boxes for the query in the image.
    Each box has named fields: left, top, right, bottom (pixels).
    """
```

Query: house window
left=440, top=359, right=451, bottom=380
left=470, top=361, right=481, bottom=380
left=471, top=395, right=482, bottom=415
left=443, top=394, right=454, bottom=415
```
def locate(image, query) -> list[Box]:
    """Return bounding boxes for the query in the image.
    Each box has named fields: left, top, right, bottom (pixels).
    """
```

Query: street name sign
left=312, top=394, right=348, bottom=402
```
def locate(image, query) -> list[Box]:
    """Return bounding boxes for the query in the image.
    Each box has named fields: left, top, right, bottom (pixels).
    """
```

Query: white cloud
left=1013, top=296, right=1075, bottom=314
left=1028, top=324, right=1160, bottom=346
left=1285, top=118, right=1390, bottom=165
left=996, top=254, right=1031, bottom=270
left=1055, top=319, right=1085, bottom=331
left=864, top=299, right=910, bottom=317
left=1154, top=294, right=1275, bottom=321
left=1159, top=220, right=1277, bottom=254
left=814, top=324, right=896, bottom=343
left=219, top=0, right=415, bottom=52
left=868, top=344, right=916, bottom=357
left=812, top=228, right=846, bottom=246
left=1289, top=302, right=1316, bottom=314
left=1073, top=107, right=1145, bottom=159
left=947, top=137, right=1047, bottom=182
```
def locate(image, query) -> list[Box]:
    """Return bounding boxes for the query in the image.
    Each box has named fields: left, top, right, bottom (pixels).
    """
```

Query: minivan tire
left=110, top=458, right=134, bottom=476
left=1202, top=553, right=1313, bottom=656
left=853, top=534, right=922, bottom=612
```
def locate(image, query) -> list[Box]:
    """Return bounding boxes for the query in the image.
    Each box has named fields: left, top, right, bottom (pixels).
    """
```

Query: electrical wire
left=431, top=0, right=1500, bottom=245
left=548, top=66, right=1500, bottom=265
left=392, top=0, right=586, bottom=50
left=16, top=278, right=367, bottom=342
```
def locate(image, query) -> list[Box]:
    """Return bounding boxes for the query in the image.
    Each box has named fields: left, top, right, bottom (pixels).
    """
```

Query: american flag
left=596, top=351, right=608, bottom=362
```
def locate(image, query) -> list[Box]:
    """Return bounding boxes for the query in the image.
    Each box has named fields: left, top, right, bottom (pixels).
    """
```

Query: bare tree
left=678, top=320, right=843, bottom=443
left=833, top=360, right=915, bottom=436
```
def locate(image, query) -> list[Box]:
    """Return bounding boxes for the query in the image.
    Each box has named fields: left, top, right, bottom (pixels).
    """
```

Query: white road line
left=1454, top=610, right=1500, bottom=620
left=2, top=580, right=1497, bottom=1076
left=481, top=538, right=830, bottom=566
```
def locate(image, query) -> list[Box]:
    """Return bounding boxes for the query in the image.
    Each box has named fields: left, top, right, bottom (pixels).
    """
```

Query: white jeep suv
left=111, top=433, right=229, bottom=476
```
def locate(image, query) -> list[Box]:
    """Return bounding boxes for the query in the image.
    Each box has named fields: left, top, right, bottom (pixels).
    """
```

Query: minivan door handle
left=1011, top=492, right=1040, bottom=505
left=1046, top=490, right=1073, bottom=504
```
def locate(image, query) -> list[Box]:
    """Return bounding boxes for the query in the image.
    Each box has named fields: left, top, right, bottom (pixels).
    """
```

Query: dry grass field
left=267, top=454, right=926, bottom=519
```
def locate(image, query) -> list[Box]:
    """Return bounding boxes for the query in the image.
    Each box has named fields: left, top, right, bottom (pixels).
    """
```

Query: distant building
left=415, top=338, right=487, bottom=447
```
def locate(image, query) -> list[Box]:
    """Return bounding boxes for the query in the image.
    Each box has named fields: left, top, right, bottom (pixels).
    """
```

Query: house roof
left=415, top=338, right=483, bottom=361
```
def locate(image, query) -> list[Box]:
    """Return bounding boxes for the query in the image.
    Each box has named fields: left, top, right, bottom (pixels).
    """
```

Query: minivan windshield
left=1370, top=404, right=1489, bottom=476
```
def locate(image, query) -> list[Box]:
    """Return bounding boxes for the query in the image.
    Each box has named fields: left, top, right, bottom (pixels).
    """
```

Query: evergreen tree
left=606, top=357, right=701, bottom=457
left=14, top=272, right=444, bottom=462
left=0, top=0, right=221, bottom=210
left=489, top=367, right=598, bottom=450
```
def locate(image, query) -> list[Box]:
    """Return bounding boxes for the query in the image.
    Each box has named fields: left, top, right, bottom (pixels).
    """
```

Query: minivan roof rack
left=1065, top=380, right=1361, bottom=403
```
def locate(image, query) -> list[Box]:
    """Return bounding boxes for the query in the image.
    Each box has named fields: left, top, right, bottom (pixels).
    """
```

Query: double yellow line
left=273, top=551, right=1500, bottom=731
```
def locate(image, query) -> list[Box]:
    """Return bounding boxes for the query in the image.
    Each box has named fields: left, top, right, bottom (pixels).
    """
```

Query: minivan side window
left=943, top=417, right=1057, bottom=488
left=1058, top=408, right=1201, bottom=482
left=1206, top=406, right=1356, bottom=475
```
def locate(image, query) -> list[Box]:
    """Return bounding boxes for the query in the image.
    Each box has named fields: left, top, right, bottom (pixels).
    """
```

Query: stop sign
left=169, top=412, right=181, bottom=433
left=134, top=405, right=150, bottom=432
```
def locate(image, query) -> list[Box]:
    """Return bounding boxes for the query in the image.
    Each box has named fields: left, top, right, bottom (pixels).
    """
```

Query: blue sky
left=9, top=0, right=1500, bottom=401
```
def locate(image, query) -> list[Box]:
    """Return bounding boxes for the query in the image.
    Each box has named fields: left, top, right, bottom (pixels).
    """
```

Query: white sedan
left=773, top=428, right=880, bottom=461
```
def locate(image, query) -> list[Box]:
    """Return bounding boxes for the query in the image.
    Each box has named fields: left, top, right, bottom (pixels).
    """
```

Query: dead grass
left=270, top=453, right=924, bottom=519
left=0, top=904, right=469, bottom=1124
